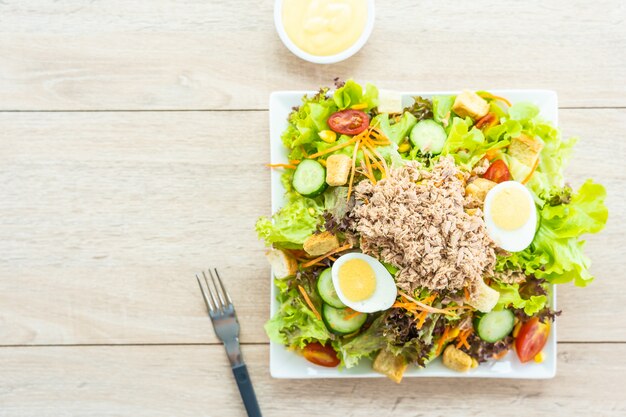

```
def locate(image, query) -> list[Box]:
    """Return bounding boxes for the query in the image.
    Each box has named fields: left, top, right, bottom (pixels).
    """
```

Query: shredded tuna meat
left=349, top=157, right=496, bottom=299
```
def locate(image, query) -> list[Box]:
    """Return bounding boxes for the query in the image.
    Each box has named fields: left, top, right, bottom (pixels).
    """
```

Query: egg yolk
left=338, top=259, right=376, bottom=301
left=490, top=187, right=531, bottom=230
left=282, top=0, right=368, bottom=56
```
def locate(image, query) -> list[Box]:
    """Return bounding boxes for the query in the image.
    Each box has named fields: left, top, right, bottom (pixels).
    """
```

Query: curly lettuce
left=265, top=279, right=331, bottom=348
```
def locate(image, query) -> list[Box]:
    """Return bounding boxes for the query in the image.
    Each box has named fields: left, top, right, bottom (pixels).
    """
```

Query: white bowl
left=274, top=0, right=375, bottom=64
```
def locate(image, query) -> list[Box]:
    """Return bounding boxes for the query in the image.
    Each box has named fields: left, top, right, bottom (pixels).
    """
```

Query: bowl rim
left=274, top=0, right=376, bottom=65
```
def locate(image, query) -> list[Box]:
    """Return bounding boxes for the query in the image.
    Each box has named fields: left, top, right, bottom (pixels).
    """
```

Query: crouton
left=303, top=231, right=339, bottom=256
left=372, top=349, right=408, bottom=383
left=442, top=345, right=474, bottom=372
left=377, top=89, right=403, bottom=114
left=452, top=90, right=490, bottom=120
left=509, top=133, right=544, bottom=167
left=326, top=154, right=352, bottom=186
left=265, top=249, right=298, bottom=279
left=465, top=178, right=497, bottom=202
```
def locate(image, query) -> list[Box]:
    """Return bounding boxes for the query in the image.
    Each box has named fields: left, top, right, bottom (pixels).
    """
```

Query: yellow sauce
left=491, top=187, right=531, bottom=230
left=282, top=0, right=368, bottom=56
left=338, top=259, right=376, bottom=301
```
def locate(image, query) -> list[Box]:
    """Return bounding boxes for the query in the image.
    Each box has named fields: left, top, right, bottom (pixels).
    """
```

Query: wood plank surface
left=0, top=343, right=624, bottom=417
left=1, top=109, right=624, bottom=345
left=0, top=0, right=624, bottom=110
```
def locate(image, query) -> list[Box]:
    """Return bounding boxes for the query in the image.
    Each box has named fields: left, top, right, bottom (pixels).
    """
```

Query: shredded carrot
left=464, top=287, right=470, bottom=301
left=298, top=285, right=321, bottom=321
left=318, top=159, right=327, bottom=167
left=493, top=349, right=509, bottom=360
left=307, top=137, right=357, bottom=159
left=288, top=159, right=301, bottom=164
left=436, top=327, right=450, bottom=356
left=300, top=243, right=352, bottom=268
left=343, top=308, right=362, bottom=320
left=456, top=328, right=473, bottom=350
left=397, top=290, right=455, bottom=316
left=521, top=157, right=540, bottom=184
left=478, top=91, right=512, bottom=107
left=346, top=138, right=361, bottom=202
left=363, top=150, right=376, bottom=185
left=359, top=161, right=376, bottom=184
left=362, top=141, right=389, bottom=178
left=266, top=163, right=297, bottom=169
left=328, top=255, right=337, bottom=262
left=415, top=310, right=428, bottom=329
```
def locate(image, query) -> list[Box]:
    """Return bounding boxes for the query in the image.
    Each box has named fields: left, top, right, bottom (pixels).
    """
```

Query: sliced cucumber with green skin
left=410, top=119, right=447, bottom=154
left=292, top=159, right=328, bottom=198
left=317, top=268, right=346, bottom=308
left=322, top=304, right=367, bottom=335
left=476, top=309, right=515, bottom=343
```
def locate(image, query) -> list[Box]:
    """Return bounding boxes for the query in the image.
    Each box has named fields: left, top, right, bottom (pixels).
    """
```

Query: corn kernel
left=318, top=130, right=337, bottom=143
left=471, top=358, right=479, bottom=368
left=398, top=142, right=411, bottom=153
left=351, top=103, right=368, bottom=110
left=534, top=352, right=544, bottom=363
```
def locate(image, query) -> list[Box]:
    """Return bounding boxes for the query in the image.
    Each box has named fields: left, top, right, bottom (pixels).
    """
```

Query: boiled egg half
left=483, top=181, right=538, bottom=252
left=331, top=253, right=397, bottom=313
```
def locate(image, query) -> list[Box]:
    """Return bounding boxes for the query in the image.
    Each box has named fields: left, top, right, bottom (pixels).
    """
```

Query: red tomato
left=483, top=159, right=511, bottom=183
left=515, top=317, right=550, bottom=363
left=327, top=109, right=370, bottom=135
left=475, top=112, right=499, bottom=130
left=302, top=342, right=340, bottom=367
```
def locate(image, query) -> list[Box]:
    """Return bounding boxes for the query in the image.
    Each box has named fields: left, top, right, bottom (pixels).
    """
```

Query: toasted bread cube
left=509, top=133, right=544, bottom=167
left=373, top=349, right=408, bottom=383
left=265, top=249, right=298, bottom=279
left=326, top=154, right=352, bottom=186
left=303, top=231, right=339, bottom=256
left=377, top=89, right=403, bottom=114
left=452, top=90, right=490, bottom=120
left=465, top=178, right=497, bottom=202
left=442, top=345, right=473, bottom=372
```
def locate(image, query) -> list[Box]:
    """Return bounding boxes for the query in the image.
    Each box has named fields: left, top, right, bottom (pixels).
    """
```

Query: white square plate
left=268, top=89, right=558, bottom=379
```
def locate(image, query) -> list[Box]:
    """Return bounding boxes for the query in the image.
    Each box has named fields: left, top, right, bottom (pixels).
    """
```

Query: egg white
left=331, top=253, right=397, bottom=313
left=483, top=181, right=538, bottom=252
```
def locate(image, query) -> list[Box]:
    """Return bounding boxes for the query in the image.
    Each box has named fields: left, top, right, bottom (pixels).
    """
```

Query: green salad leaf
left=372, top=112, right=417, bottom=145
left=499, top=180, right=608, bottom=286
left=265, top=279, right=331, bottom=348
left=255, top=192, right=323, bottom=248
left=432, top=95, right=455, bottom=125
left=333, top=79, right=379, bottom=111
left=441, top=117, right=504, bottom=167
left=493, top=281, right=547, bottom=316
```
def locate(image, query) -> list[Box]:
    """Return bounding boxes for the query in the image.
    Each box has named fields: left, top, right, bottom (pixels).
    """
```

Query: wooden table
left=1, top=1, right=625, bottom=415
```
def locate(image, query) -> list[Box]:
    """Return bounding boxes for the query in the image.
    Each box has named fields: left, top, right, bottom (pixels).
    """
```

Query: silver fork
left=196, top=269, right=262, bottom=417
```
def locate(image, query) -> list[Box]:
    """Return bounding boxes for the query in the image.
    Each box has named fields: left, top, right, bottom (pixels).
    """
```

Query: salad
left=256, top=79, right=608, bottom=382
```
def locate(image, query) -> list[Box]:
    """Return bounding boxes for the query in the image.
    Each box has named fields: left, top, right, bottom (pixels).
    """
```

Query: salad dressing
left=281, top=0, right=367, bottom=56
left=338, top=259, right=376, bottom=301
left=490, top=186, right=531, bottom=230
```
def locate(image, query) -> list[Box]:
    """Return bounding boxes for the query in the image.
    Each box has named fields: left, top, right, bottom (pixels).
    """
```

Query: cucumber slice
left=322, top=304, right=367, bottom=335
left=292, top=159, right=328, bottom=198
left=410, top=119, right=447, bottom=154
left=317, top=268, right=346, bottom=308
left=476, top=309, right=515, bottom=343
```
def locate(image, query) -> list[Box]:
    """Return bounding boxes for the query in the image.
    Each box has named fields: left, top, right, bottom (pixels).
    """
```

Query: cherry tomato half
left=302, top=342, right=340, bottom=367
left=475, top=112, right=499, bottom=130
left=483, top=159, right=511, bottom=183
left=327, top=109, right=370, bottom=135
left=515, top=317, right=550, bottom=363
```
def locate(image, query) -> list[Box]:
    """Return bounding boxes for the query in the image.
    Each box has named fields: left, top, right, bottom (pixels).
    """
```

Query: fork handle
left=232, top=364, right=262, bottom=417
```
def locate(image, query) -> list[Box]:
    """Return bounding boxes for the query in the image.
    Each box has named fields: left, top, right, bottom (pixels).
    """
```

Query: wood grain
left=0, top=0, right=624, bottom=110
left=0, top=344, right=624, bottom=417
left=1, top=109, right=624, bottom=345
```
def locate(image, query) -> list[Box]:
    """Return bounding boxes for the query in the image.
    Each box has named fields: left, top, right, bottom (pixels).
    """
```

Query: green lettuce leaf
left=333, top=79, right=379, bottom=111
left=432, top=95, right=455, bottom=125
left=265, top=279, right=331, bottom=348
left=372, top=112, right=417, bottom=145
left=255, top=192, right=323, bottom=248
left=493, top=281, right=547, bottom=316
left=441, top=117, right=505, bottom=167
left=499, top=180, right=608, bottom=287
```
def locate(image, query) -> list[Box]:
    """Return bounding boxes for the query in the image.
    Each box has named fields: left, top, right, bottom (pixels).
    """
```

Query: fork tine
left=203, top=271, right=221, bottom=310
left=208, top=269, right=226, bottom=309
left=196, top=273, right=215, bottom=313
left=213, top=268, right=233, bottom=305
